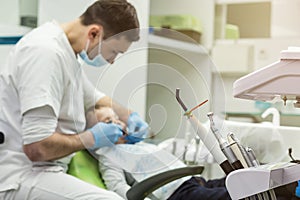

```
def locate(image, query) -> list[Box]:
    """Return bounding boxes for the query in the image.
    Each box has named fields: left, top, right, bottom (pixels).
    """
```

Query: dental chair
left=67, top=149, right=204, bottom=200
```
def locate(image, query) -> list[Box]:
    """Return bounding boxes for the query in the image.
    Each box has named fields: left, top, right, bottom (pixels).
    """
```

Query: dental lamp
left=233, top=47, right=300, bottom=107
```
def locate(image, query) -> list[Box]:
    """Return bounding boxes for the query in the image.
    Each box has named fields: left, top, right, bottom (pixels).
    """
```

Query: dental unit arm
left=226, top=47, right=300, bottom=199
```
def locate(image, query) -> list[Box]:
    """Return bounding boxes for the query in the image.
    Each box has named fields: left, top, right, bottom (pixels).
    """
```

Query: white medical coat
left=0, top=21, right=105, bottom=192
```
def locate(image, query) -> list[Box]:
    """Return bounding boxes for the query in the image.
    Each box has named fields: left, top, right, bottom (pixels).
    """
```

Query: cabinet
left=147, top=35, right=214, bottom=141
left=146, top=0, right=220, bottom=142
left=215, top=0, right=271, bottom=39
left=211, top=0, right=300, bottom=122
left=213, top=0, right=300, bottom=73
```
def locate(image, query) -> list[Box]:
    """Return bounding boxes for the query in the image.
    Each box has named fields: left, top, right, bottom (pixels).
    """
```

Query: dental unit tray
left=226, top=162, right=300, bottom=200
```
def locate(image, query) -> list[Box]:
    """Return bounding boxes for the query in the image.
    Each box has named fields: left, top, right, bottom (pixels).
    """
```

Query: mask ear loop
left=98, top=31, right=103, bottom=54
left=85, top=39, right=90, bottom=51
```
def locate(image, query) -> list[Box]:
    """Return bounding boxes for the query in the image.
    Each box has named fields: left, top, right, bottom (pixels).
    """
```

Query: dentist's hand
left=125, top=112, right=149, bottom=144
left=89, top=122, right=123, bottom=149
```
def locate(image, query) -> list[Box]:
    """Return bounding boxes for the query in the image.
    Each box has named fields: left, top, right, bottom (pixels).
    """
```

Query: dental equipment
left=207, top=112, right=244, bottom=170
left=288, top=148, right=300, bottom=164
left=209, top=117, right=276, bottom=200
left=233, top=47, right=300, bottom=106
left=0, top=132, right=4, bottom=144
left=192, top=136, right=201, bottom=165
left=227, top=132, right=252, bottom=168
left=127, top=127, right=151, bottom=138
left=226, top=47, right=300, bottom=199
left=246, top=147, right=260, bottom=167
left=228, top=133, right=276, bottom=200
left=182, top=121, right=191, bottom=164
left=176, top=88, right=235, bottom=174
left=184, top=99, right=208, bottom=117
left=261, top=107, right=280, bottom=126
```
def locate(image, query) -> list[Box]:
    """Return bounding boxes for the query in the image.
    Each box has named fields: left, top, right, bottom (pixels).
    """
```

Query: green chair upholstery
left=67, top=150, right=106, bottom=189
left=67, top=150, right=204, bottom=200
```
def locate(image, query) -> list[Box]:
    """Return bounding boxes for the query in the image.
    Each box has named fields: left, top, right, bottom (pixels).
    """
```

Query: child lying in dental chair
left=86, top=106, right=231, bottom=200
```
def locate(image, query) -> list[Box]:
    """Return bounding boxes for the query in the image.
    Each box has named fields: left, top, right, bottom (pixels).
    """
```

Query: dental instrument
left=227, top=133, right=274, bottom=200
left=176, top=88, right=235, bottom=175
left=227, top=132, right=252, bottom=168
left=246, top=148, right=277, bottom=200
left=0, top=132, right=4, bottom=144
left=182, top=121, right=191, bottom=164
left=227, top=47, right=300, bottom=199
left=209, top=116, right=275, bottom=200
left=246, top=147, right=260, bottom=167
left=192, top=136, right=201, bottom=165
left=172, top=139, right=177, bottom=155
left=184, top=99, right=208, bottom=117
left=207, top=112, right=244, bottom=170
left=127, top=127, right=150, bottom=136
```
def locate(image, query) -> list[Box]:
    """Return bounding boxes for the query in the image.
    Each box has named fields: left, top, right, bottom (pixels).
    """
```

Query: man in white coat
left=0, top=0, right=148, bottom=199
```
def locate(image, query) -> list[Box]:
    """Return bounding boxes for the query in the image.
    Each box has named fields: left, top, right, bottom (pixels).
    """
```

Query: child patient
left=86, top=105, right=128, bottom=144
left=86, top=106, right=230, bottom=200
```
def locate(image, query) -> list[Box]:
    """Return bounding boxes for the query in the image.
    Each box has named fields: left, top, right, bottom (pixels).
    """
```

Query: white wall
left=19, top=0, right=38, bottom=17
left=271, top=0, right=300, bottom=38
left=0, top=0, right=19, bottom=25
left=38, top=0, right=96, bottom=25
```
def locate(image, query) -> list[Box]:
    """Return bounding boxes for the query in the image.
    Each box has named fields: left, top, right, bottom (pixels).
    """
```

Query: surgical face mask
left=79, top=39, right=109, bottom=67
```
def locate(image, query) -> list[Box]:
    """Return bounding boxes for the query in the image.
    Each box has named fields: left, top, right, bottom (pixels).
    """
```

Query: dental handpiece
left=175, top=89, right=234, bottom=175
left=227, top=132, right=252, bottom=168
left=229, top=133, right=276, bottom=200
left=227, top=133, right=265, bottom=200
left=188, top=115, right=235, bottom=174
left=207, top=112, right=243, bottom=170
left=246, top=147, right=277, bottom=200
left=246, top=147, right=260, bottom=167
left=193, top=136, right=200, bottom=164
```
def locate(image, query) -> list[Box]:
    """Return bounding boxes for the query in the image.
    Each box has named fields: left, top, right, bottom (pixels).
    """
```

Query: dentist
left=0, top=0, right=148, bottom=199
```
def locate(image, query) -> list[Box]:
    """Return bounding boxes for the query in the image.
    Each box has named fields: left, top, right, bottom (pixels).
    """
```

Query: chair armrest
left=126, top=165, right=204, bottom=200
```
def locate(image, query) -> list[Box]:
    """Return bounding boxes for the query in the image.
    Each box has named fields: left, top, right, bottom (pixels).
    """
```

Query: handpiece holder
left=226, top=162, right=300, bottom=200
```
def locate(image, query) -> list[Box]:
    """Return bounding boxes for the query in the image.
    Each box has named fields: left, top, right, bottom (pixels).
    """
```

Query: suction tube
left=175, top=89, right=234, bottom=175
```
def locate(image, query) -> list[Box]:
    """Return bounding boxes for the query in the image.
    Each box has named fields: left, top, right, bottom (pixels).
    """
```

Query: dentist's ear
left=88, top=25, right=103, bottom=40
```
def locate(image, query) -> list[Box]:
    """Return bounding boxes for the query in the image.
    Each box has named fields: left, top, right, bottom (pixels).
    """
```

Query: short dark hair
left=80, top=0, right=140, bottom=42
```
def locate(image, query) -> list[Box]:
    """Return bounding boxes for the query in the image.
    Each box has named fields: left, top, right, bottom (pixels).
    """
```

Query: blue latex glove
left=125, top=112, right=149, bottom=144
left=89, top=122, right=123, bottom=149
left=296, top=180, right=300, bottom=197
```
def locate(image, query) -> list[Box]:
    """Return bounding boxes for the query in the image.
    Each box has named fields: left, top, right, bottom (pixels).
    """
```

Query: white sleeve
left=22, top=105, right=57, bottom=145
left=81, top=71, right=106, bottom=110
left=98, top=155, right=131, bottom=199
left=17, top=44, right=64, bottom=117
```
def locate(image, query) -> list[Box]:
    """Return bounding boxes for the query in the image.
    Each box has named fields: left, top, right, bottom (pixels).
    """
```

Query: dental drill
left=207, top=112, right=244, bottom=170
left=176, top=88, right=235, bottom=175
